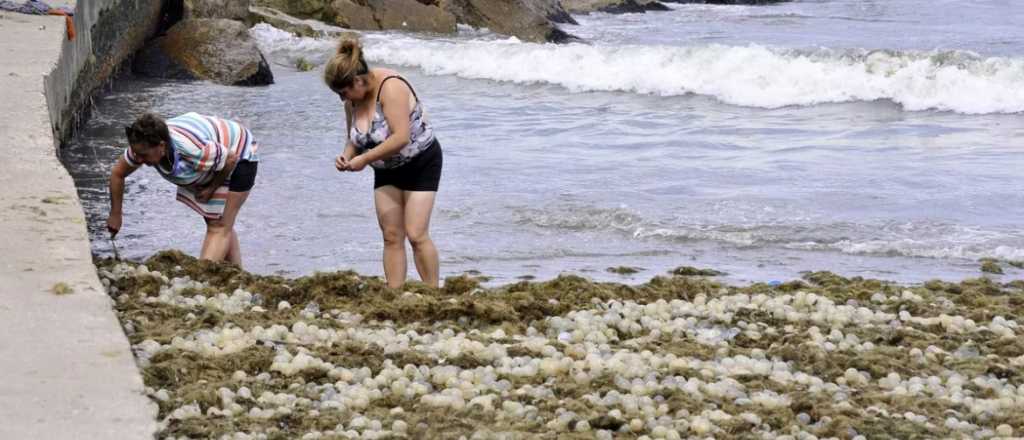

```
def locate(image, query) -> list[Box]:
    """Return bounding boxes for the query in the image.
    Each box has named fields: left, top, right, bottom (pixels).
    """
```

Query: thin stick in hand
left=109, top=234, right=121, bottom=261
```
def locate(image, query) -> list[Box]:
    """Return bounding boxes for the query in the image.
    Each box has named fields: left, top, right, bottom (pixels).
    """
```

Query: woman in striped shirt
left=106, top=112, right=259, bottom=265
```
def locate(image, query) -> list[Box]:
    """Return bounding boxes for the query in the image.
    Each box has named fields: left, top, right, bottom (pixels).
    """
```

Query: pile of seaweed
left=98, top=251, right=1024, bottom=439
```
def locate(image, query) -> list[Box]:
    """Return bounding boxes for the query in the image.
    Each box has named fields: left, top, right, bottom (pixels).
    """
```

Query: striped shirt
left=124, top=112, right=259, bottom=187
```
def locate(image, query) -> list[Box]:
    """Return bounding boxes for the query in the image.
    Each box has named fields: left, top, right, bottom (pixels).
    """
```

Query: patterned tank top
left=350, top=76, right=436, bottom=170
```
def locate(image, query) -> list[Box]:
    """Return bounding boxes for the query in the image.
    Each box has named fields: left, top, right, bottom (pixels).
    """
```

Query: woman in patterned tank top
left=324, top=36, right=444, bottom=289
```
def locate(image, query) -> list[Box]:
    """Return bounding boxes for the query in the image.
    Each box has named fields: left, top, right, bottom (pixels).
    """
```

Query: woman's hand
left=347, top=156, right=368, bottom=172
left=335, top=154, right=350, bottom=172
left=196, top=185, right=216, bottom=203
left=106, top=212, right=122, bottom=238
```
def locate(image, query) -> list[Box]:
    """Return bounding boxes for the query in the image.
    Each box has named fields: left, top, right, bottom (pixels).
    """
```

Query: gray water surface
left=65, top=2, right=1024, bottom=284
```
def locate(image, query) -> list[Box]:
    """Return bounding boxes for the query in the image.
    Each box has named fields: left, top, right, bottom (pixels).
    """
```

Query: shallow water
left=65, top=1, right=1024, bottom=284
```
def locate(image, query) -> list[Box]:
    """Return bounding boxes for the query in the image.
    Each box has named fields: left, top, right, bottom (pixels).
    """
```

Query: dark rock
left=562, top=0, right=669, bottom=14
left=440, top=0, right=578, bottom=43
left=325, top=0, right=456, bottom=34
left=132, top=43, right=196, bottom=80
left=435, top=0, right=576, bottom=27
left=132, top=19, right=274, bottom=86
left=370, top=0, right=457, bottom=33
left=259, top=0, right=576, bottom=43
left=547, top=26, right=581, bottom=44
left=528, top=0, right=578, bottom=24
left=326, top=0, right=378, bottom=29
left=603, top=0, right=669, bottom=13
left=660, top=0, right=789, bottom=4
left=234, top=52, right=275, bottom=86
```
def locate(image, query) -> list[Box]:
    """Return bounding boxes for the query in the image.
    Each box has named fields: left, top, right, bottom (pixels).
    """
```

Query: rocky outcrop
left=561, top=0, right=669, bottom=14
left=133, top=43, right=195, bottom=81
left=561, top=0, right=786, bottom=12
left=525, top=0, right=577, bottom=25
left=251, top=0, right=327, bottom=19
left=325, top=0, right=378, bottom=29
left=133, top=19, right=273, bottom=86
left=323, top=0, right=457, bottom=34
left=661, top=0, right=788, bottom=3
left=375, top=0, right=457, bottom=33
left=252, top=0, right=456, bottom=34
left=248, top=6, right=347, bottom=37
left=183, top=0, right=251, bottom=20
left=252, top=0, right=575, bottom=43
left=439, top=0, right=577, bottom=43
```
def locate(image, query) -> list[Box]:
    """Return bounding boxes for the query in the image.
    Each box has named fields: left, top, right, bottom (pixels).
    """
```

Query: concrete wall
left=0, top=1, right=163, bottom=437
left=46, top=0, right=166, bottom=145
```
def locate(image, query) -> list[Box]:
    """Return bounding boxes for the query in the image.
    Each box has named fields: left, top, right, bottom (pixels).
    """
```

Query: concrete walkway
left=0, top=10, right=157, bottom=440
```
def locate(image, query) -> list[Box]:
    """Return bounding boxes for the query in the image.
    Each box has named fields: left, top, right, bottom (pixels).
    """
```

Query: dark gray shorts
left=227, top=160, right=258, bottom=192
left=373, top=140, right=442, bottom=192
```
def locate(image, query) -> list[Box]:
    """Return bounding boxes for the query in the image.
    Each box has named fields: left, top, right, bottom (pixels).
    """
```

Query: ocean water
left=64, top=1, right=1024, bottom=284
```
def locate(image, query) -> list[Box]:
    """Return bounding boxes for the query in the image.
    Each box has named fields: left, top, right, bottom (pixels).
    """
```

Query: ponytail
left=324, top=36, right=369, bottom=93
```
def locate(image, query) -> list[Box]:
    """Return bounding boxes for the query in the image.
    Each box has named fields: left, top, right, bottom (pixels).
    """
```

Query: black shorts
left=373, top=140, right=442, bottom=191
left=227, top=160, right=258, bottom=192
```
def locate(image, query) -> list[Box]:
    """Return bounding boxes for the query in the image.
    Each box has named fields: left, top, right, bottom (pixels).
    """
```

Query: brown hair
left=125, top=113, right=170, bottom=148
left=323, top=36, right=369, bottom=94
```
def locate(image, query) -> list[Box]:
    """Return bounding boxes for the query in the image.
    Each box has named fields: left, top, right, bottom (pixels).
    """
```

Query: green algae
left=440, top=274, right=480, bottom=295
left=607, top=266, right=643, bottom=275
left=981, top=258, right=1004, bottom=274
left=669, top=266, right=725, bottom=276
left=50, top=282, right=73, bottom=295
left=294, top=57, right=314, bottom=72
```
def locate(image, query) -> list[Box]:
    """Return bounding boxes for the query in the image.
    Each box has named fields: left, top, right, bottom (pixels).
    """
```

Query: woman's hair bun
left=338, top=37, right=361, bottom=56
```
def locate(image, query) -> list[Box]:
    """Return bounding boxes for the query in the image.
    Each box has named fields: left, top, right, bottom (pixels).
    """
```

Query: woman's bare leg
left=403, top=191, right=438, bottom=287
left=374, top=186, right=407, bottom=288
left=200, top=191, right=248, bottom=264
left=225, top=229, right=242, bottom=266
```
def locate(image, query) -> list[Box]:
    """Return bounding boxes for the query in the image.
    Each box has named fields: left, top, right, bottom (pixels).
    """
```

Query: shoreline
left=94, top=247, right=1024, bottom=290
left=90, top=251, right=1024, bottom=291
